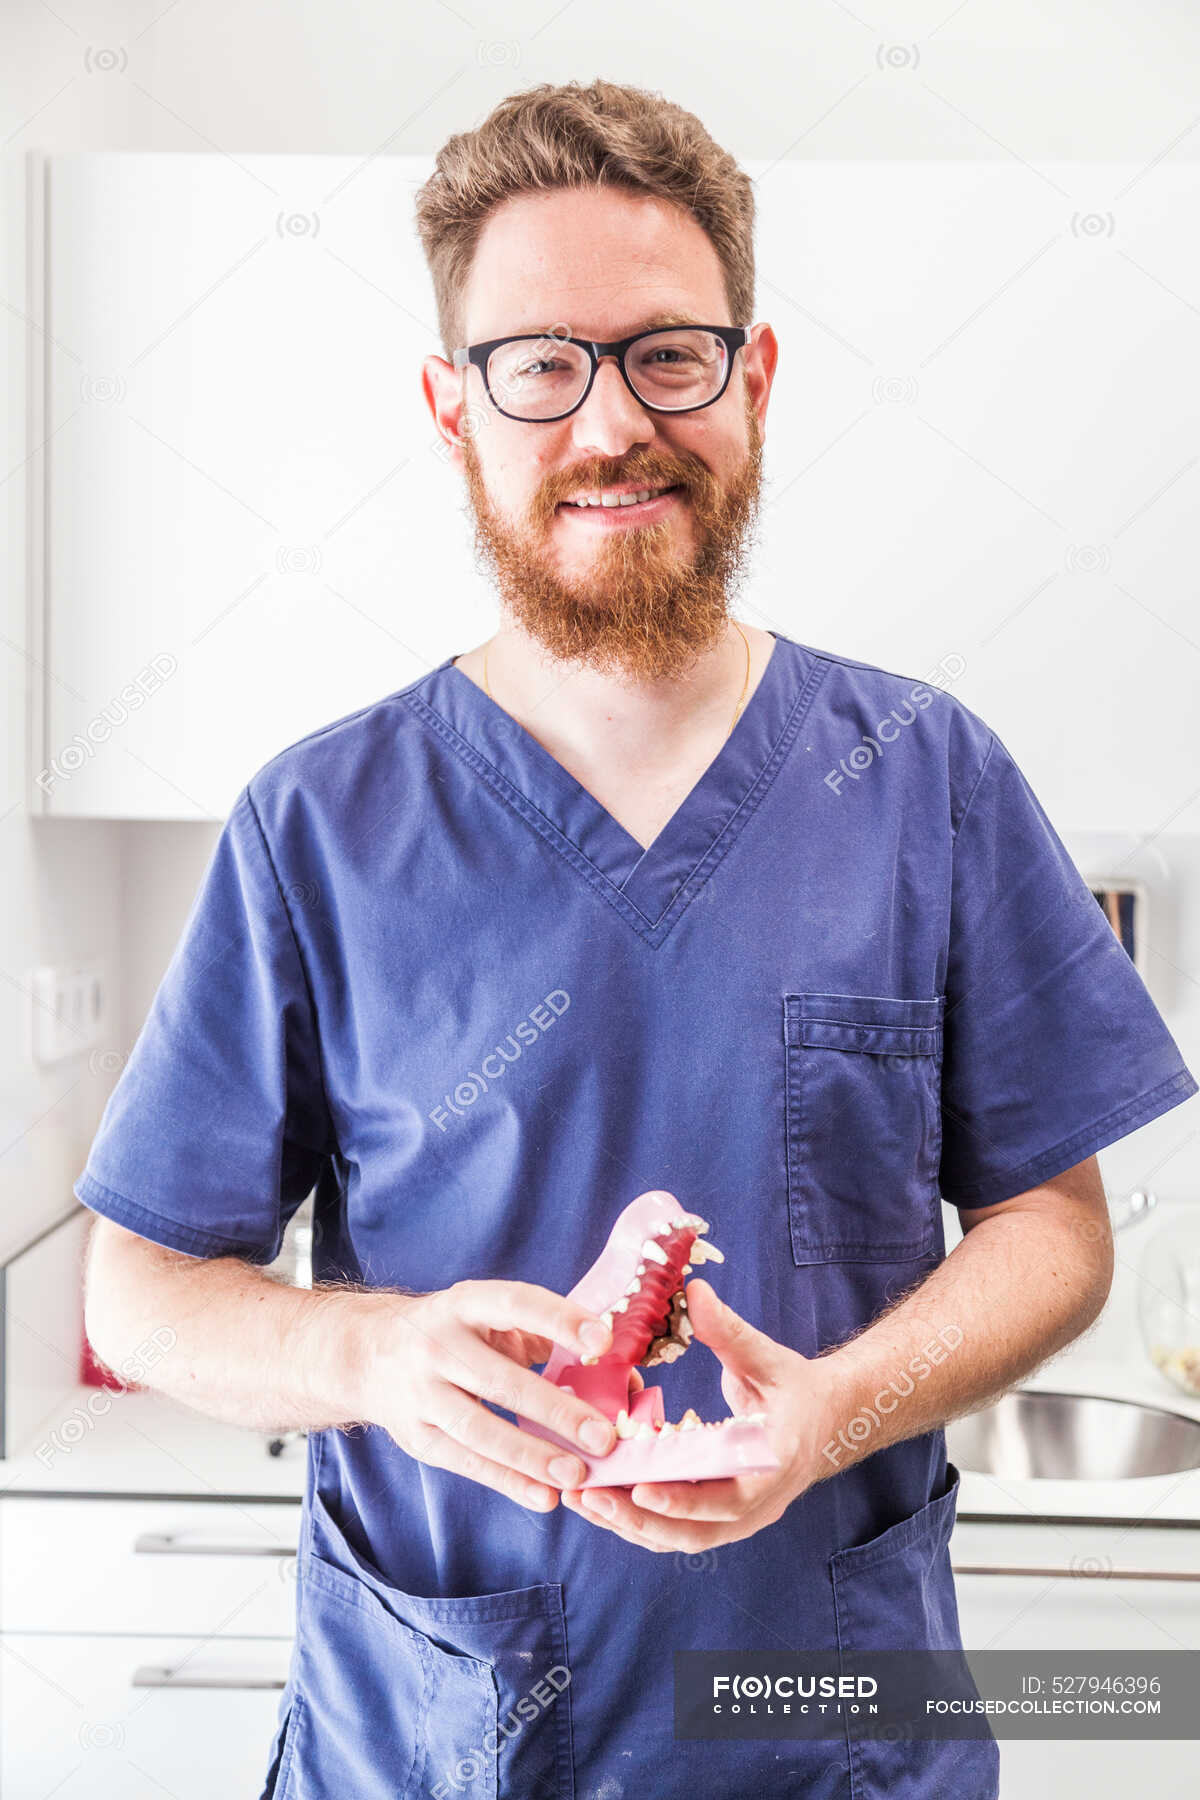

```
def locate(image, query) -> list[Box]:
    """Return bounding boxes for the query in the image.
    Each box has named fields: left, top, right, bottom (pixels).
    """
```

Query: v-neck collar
left=404, top=631, right=829, bottom=942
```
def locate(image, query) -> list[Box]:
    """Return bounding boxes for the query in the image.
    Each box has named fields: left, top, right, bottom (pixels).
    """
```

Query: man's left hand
left=559, top=1278, right=843, bottom=1552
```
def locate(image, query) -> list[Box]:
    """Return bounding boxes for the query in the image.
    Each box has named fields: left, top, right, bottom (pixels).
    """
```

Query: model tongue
left=582, top=1217, right=725, bottom=1370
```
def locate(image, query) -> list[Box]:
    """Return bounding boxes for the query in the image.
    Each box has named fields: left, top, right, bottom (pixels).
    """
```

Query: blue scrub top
left=76, top=632, right=1197, bottom=1799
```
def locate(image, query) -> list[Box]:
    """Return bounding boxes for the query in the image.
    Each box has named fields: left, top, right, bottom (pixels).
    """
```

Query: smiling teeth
left=566, top=486, right=672, bottom=508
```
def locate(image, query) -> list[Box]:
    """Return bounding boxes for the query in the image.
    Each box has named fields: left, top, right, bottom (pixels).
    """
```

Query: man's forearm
left=84, top=1218, right=397, bottom=1434
left=811, top=1170, right=1113, bottom=1479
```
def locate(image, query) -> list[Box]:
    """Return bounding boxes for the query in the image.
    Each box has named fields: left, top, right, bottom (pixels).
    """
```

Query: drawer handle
left=131, top=1664, right=288, bottom=1690
left=953, top=1561, right=1200, bottom=1582
left=134, top=1531, right=296, bottom=1558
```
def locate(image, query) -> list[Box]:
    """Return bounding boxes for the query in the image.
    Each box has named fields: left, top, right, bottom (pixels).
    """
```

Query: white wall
left=0, top=19, right=141, bottom=1257
left=5, top=3, right=1200, bottom=1258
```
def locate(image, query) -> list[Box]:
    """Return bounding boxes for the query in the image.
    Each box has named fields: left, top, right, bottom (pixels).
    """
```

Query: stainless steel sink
left=946, top=1389, right=1200, bottom=1480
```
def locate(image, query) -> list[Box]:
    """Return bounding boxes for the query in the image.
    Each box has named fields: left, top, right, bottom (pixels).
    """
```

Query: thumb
left=683, top=1279, right=780, bottom=1385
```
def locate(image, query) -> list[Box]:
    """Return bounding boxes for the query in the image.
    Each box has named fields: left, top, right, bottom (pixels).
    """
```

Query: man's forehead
left=464, top=308, right=715, bottom=343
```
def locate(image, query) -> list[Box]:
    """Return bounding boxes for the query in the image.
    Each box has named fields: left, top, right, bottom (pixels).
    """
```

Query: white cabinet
left=31, top=154, right=1200, bottom=827
left=1, top=1633, right=289, bottom=1798
left=952, top=1517, right=1200, bottom=1800
left=32, top=150, right=479, bottom=821
left=0, top=1495, right=300, bottom=1636
left=0, top=1492, right=301, bottom=1797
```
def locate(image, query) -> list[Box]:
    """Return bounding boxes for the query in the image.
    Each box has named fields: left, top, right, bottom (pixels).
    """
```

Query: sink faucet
left=1110, top=1188, right=1157, bottom=1232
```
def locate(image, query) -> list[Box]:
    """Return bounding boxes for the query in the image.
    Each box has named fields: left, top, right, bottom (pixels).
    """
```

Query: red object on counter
left=80, top=1326, right=136, bottom=1391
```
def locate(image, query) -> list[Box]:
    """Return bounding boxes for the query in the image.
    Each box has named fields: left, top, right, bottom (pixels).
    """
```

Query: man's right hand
left=364, top=1280, right=624, bottom=1511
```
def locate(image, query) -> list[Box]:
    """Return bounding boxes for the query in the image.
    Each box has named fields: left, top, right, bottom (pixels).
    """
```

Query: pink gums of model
left=517, top=1190, right=781, bottom=1488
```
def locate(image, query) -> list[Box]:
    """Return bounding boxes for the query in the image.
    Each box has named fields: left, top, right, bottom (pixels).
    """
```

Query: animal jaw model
left=518, top=1190, right=781, bottom=1488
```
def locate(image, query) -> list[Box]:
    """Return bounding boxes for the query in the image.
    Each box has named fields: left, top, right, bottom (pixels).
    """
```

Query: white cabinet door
left=35, top=155, right=1200, bottom=828
left=0, top=1495, right=300, bottom=1635
left=952, top=1519, right=1200, bottom=1800
left=1, top=1633, right=289, bottom=1798
left=36, top=151, right=482, bottom=820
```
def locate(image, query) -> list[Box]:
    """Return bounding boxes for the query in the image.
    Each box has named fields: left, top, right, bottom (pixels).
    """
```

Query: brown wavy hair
left=413, top=78, right=756, bottom=358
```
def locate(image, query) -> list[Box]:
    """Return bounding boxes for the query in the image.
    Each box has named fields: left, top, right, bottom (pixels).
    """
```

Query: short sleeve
left=938, top=729, right=1197, bottom=1208
left=74, top=786, right=335, bottom=1261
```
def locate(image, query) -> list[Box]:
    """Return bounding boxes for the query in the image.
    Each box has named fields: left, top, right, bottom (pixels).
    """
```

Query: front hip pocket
left=282, top=1486, right=574, bottom=1800
left=784, top=992, right=944, bottom=1265
left=830, top=1462, right=998, bottom=1799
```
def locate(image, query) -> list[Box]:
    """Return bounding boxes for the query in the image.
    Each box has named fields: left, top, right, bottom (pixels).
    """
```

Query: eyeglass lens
left=486, top=330, right=730, bottom=419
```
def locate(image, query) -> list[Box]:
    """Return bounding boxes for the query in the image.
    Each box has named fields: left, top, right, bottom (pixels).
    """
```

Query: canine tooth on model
left=615, top=1409, right=637, bottom=1439
left=641, top=1239, right=669, bottom=1266
left=689, top=1240, right=725, bottom=1265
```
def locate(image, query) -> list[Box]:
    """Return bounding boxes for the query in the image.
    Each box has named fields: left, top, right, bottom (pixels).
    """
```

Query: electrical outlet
left=27, top=964, right=108, bottom=1066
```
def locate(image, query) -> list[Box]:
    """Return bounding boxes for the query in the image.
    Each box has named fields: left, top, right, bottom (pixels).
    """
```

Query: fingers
left=454, top=1279, right=613, bottom=1362
left=405, top=1415, right=563, bottom=1513
left=468, top=1343, right=619, bottom=1456
left=383, top=1281, right=627, bottom=1509
left=429, top=1381, right=604, bottom=1496
left=628, top=1474, right=772, bottom=1520
left=561, top=1486, right=721, bottom=1553
left=390, top=1286, right=617, bottom=1459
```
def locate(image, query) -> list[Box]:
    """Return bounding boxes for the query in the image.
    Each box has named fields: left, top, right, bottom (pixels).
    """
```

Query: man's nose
left=567, top=354, right=657, bottom=458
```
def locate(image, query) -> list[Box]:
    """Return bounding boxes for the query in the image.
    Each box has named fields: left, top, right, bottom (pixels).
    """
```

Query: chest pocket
left=784, top=992, right=944, bottom=1265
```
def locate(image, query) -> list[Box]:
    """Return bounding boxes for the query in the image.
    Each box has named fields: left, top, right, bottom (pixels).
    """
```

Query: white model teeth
left=641, top=1239, right=669, bottom=1266
left=678, top=1408, right=702, bottom=1431
left=689, top=1240, right=724, bottom=1265
left=615, top=1409, right=636, bottom=1438
left=566, top=486, right=672, bottom=508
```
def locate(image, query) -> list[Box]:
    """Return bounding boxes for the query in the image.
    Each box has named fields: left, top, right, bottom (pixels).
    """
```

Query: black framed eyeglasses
left=451, top=325, right=751, bottom=422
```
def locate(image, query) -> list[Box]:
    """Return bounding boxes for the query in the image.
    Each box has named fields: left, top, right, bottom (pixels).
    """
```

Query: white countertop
left=4, top=1359, right=1198, bottom=1527
left=3, top=1245, right=1198, bottom=1524
left=0, top=1382, right=307, bottom=1500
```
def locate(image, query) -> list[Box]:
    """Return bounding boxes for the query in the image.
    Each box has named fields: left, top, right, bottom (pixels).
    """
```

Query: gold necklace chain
left=482, top=620, right=752, bottom=742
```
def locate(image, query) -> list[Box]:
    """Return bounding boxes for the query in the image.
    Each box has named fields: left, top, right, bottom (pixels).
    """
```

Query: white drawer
left=0, top=1632, right=290, bottom=1800
left=0, top=1496, right=301, bottom=1636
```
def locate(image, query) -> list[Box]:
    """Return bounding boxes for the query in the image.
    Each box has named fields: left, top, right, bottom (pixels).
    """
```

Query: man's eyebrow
left=632, top=311, right=706, bottom=332
left=513, top=311, right=709, bottom=338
